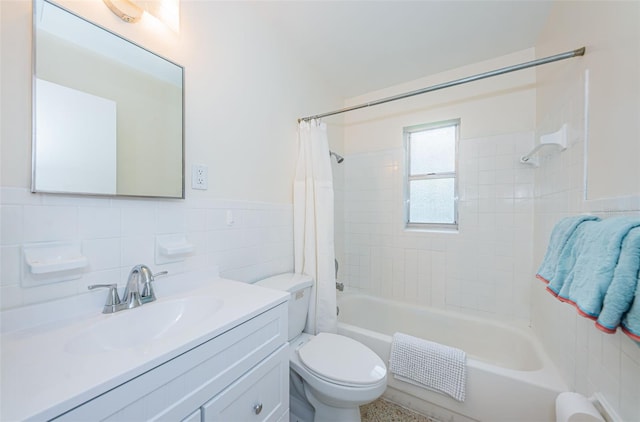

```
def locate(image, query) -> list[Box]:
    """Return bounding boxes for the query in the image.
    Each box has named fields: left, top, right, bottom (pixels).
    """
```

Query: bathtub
left=337, top=293, right=568, bottom=422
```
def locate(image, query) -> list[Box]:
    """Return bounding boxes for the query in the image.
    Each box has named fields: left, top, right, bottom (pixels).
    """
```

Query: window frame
left=403, top=119, right=460, bottom=231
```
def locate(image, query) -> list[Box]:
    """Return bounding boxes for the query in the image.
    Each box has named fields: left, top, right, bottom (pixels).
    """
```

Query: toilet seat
left=297, top=333, right=386, bottom=388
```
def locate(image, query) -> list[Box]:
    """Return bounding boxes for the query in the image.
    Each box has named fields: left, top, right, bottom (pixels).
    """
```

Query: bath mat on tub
left=389, top=332, right=466, bottom=402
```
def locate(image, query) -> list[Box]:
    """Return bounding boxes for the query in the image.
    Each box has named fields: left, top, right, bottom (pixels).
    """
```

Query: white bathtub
left=337, top=293, right=567, bottom=422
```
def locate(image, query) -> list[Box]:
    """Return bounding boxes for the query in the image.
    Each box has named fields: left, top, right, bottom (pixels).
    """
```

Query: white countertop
left=0, top=271, right=288, bottom=421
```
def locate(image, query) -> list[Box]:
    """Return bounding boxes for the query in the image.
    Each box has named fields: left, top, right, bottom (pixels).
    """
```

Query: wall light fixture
left=103, top=0, right=179, bottom=32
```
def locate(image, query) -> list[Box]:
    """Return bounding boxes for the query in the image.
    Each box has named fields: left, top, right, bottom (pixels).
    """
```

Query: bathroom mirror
left=32, top=0, right=184, bottom=198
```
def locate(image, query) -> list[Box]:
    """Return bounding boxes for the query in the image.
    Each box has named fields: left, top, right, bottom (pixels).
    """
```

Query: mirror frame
left=31, top=0, right=185, bottom=199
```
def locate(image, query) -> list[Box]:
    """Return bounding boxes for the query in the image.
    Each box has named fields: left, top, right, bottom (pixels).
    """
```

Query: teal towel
left=544, top=219, right=600, bottom=296
left=557, top=217, right=640, bottom=319
left=622, top=284, right=640, bottom=342
left=536, top=215, right=600, bottom=286
left=596, top=228, right=640, bottom=333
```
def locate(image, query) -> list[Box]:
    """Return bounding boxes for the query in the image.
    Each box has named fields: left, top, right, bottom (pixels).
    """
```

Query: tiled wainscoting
left=0, top=187, right=293, bottom=310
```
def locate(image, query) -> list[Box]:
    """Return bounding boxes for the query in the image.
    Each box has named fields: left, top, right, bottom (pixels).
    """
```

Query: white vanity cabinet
left=52, top=303, right=289, bottom=422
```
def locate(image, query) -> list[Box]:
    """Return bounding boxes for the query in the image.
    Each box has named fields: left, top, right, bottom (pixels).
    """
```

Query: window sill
left=404, top=224, right=458, bottom=234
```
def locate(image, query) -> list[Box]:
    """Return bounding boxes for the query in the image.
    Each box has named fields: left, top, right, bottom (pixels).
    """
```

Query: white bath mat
left=389, top=332, right=466, bottom=402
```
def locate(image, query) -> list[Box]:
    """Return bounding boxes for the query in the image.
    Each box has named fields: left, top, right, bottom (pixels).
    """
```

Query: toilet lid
left=297, top=333, right=386, bottom=386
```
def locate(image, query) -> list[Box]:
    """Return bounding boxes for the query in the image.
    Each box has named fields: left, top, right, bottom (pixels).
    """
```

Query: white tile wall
left=531, top=126, right=640, bottom=420
left=337, top=125, right=640, bottom=419
left=0, top=187, right=293, bottom=310
left=339, top=131, right=536, bottom=321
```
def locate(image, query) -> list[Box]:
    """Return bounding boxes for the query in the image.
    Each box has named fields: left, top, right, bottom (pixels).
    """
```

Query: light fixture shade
left=134, top=0, right=180, bottom=32
left=103, top=0, right=179, bottom=32
left=103, top=0, right=143, bottom=23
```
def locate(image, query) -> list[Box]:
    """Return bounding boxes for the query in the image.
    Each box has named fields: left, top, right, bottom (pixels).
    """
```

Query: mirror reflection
left=32, top=0, right=184, bottom=198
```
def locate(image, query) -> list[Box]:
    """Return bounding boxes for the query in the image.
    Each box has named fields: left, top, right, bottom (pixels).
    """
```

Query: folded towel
left=556, top=217, right=640, bottom=319
left=536, top=215, right=600, bottom=286
left=389, top=332, right=466, bottom=402
left=596, top=228, right=640, bottom=333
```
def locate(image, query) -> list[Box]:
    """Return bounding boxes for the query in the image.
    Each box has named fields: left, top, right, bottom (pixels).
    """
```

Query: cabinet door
left=182, top=409, right=201, bottom=422
left=202, top=345, right=289, bottom=422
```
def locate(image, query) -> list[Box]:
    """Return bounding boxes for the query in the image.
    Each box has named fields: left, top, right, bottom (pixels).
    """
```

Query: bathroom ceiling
left=255, top=1, right=553, bottom=99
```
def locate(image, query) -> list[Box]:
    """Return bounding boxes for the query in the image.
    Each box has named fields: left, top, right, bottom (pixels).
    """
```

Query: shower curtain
left=294, top=119, right=337, bottom=334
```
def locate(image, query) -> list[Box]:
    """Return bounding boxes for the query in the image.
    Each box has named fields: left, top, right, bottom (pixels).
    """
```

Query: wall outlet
left=191, top=164, right=208, bottom=190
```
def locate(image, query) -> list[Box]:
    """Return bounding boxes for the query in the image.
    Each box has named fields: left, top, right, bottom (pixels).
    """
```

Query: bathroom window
left=404, top=119, right=459, bottom=229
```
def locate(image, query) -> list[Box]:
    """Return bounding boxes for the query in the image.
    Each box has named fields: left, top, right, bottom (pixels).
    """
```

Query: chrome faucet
left=121, top=265, right=145, bottom=309
left=88, top=265, right=168, bottom=314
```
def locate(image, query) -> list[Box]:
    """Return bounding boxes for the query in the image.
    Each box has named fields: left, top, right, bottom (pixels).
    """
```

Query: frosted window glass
left=409, top=126, right=456, bottom=175
left=409, top=178, right=455, bottom=224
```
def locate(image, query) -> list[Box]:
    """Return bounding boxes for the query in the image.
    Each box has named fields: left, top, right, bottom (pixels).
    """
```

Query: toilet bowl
left=255, top=273, right=387, bottom=422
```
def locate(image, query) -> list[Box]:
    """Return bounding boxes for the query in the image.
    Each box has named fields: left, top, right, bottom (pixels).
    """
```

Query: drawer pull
left=253, top=403, right=263, bottom=415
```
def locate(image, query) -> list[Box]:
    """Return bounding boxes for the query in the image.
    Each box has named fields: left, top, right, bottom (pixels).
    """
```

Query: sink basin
left=65, top=296, right=223, bottom=354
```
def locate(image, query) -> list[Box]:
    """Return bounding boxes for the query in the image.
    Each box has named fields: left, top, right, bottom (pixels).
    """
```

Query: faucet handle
left=140, top=269, right=169, bottom=304
left=88, top=283, right=121, bottom=313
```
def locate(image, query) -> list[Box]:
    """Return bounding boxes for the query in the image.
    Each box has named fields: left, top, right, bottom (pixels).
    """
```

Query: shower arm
left=329, top=151, right=344, bottom=163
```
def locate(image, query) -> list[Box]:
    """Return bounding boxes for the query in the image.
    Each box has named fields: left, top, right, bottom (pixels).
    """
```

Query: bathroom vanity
left=0, top=271, right=290, bottom=421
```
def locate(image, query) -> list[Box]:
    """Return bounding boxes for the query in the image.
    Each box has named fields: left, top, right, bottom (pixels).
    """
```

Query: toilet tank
left=255, top=273, right=313, bottom=341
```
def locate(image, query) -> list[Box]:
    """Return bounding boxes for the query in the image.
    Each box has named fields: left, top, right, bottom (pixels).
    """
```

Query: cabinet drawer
left=202, top=344, right=289, bottom=422
left=53, top=304, right=287, bottom=422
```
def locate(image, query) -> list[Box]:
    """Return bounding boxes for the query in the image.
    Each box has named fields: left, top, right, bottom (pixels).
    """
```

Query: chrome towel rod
left=298, top=47, right=586, bottom=123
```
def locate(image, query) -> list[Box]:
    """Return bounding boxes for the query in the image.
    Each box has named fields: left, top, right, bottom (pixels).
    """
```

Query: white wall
left=0, top=0, right=343, bottom=309
left=532, top=2, right=640, bottom=420
left=536, top=1, right=639, bottom=202
left=336, top=49, right=537, bottom=321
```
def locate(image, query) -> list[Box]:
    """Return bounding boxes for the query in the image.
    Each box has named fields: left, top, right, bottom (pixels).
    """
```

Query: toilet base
left=304, top=384, right=361, bottom=422
left=290, top=372, right=315, bottom=422
left=290, top=394, right=314, bottom=422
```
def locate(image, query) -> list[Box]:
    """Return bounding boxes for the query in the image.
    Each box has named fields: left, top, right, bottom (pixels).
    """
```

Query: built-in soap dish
left=22, top=241, right=88, bottom=287
left=155, top=234, right=194, bottom=264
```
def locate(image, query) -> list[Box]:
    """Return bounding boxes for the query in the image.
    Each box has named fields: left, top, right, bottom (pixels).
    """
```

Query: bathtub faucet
left=335, top=258, right=344, bottom=291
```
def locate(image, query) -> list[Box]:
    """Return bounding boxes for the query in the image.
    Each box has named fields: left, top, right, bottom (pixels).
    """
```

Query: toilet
left=255, top=273, right=387, bottom=422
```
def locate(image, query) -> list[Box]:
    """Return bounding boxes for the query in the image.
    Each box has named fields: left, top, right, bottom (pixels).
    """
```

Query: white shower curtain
left=294, top=119, right=337, bottom=334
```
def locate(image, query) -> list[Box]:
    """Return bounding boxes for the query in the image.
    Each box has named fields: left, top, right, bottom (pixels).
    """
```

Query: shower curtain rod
left=298, top=47, right=586, bottom=123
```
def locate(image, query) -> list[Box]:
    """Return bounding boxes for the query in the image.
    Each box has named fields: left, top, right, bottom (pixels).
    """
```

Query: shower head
left=329, top=151, right=344, bottom=164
